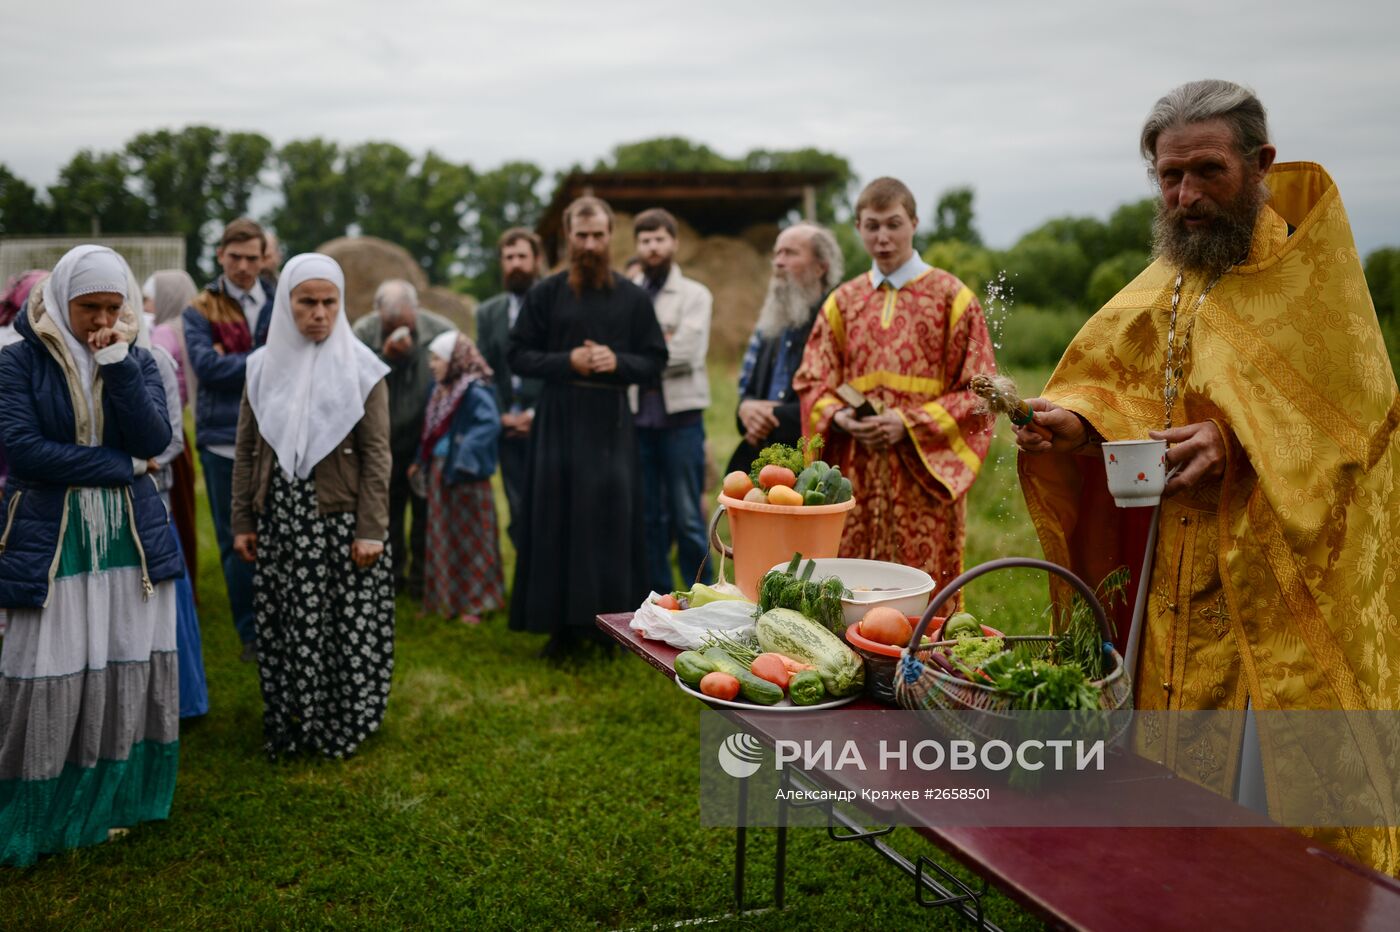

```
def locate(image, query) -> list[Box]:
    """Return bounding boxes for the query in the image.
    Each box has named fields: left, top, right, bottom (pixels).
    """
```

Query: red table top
left=598, top=611, right=1400, bottom=931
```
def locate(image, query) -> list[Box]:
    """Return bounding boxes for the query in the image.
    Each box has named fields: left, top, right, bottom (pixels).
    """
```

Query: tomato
left=758, top=464, right=797, bottom=489
left=699, top=672, right=741, bottom=701
left=743, top=487, right=768, bottom=503
left=750, top=653, right=791, bottom=689
left=859, top=606, right=913, bottom=646
left=655, top=594, right=681, bottom=611
left=722, top=470, right=754, bottom=499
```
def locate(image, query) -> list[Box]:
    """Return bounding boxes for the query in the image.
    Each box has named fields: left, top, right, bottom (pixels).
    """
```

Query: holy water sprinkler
left=970, top=374, right=1034, bottom=427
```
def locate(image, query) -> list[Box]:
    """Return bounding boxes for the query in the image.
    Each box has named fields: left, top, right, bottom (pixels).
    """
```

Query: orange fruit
left=859, top=606, right=913, bottom=646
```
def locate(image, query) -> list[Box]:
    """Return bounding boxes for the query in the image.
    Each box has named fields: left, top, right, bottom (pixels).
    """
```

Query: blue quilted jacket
left=0, top=306, right=182, bottom=609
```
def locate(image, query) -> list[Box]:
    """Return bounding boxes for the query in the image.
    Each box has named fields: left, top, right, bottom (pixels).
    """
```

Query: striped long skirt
left=0, top=488, right=179, bottom=867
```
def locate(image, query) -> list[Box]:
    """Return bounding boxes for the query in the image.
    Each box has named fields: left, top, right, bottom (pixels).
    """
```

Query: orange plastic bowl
left=845, top=618, right=1005, bottom=704
left=845, top=618, right=1004, bottom=657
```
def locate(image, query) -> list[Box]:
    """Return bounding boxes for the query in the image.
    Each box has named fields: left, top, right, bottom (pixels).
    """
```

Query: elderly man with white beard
left=725, top=222, right=844, bottom=475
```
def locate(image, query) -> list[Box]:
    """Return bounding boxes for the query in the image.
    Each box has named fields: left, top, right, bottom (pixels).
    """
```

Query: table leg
left=776, top=767, right=789, bottom=910
left=734, top=773, right=748, bottom=912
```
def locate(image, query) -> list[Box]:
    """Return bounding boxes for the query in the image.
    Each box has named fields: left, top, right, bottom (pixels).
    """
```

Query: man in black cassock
left=507, top=196, right=668, bottom=657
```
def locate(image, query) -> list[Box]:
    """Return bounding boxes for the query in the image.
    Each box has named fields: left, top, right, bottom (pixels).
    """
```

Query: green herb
left=1054, top=566, right=1129, bottom=680
left=754, top=554, right=850, bottom=634
left=698, top=629, right=759, bottom=667
left=990, top=659, right=1101, bottom=711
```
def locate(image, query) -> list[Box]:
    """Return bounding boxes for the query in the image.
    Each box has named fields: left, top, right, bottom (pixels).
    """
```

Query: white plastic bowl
left=766, top=557, right=935, bottom=627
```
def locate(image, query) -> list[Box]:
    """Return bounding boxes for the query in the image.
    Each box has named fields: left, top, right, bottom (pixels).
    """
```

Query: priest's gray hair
left=373, top=279, right=419, bottom=319
left=788, top=222, right=844, bottom=291
left=1139, top=80, right=1271, bottom=166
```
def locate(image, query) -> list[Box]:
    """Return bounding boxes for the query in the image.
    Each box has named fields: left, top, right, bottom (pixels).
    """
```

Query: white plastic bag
left=629, top=592, right=757, bottom=650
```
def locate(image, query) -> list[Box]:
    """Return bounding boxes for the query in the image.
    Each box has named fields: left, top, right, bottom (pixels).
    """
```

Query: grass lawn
left=3, top=365, right=1055, bottom=930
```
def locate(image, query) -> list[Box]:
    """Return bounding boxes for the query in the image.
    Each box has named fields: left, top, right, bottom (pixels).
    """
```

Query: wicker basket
left=893, top=558, right=1132, bottom=744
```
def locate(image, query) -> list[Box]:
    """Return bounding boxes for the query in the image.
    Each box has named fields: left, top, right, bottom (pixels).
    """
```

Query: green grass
left=2, top=367, right=1056, bottom=930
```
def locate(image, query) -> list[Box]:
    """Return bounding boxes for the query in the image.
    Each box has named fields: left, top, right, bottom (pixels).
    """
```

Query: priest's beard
left=504, top=268, right=536, bottom=295
left=755, top=271, right=823, bottom=339
left=568, top=248, right=613, bottom=295
left=1153, top=182, right=1266, bottom=276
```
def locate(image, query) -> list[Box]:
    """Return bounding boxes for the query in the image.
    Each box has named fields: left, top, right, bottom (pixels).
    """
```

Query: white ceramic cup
left=1102, top=439, right=1168, bottom=507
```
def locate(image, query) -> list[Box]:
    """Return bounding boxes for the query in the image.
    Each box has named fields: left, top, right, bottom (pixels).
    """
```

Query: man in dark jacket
left=726, top=222, right=844, bottom=475
left=352, top=278, right=455, bottom=598
left=475, top=228, right=544, bottom=547
left=182, top=218, right=274, bottom=661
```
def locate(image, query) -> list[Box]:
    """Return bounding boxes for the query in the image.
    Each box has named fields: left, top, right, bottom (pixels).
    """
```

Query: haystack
left=316, top=235, right=477, bottom=333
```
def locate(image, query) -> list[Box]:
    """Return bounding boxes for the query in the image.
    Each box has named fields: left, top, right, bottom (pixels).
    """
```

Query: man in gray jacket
left=631, top=208, right=713, bottom=593
left=352, top=279, right=454, bottom=598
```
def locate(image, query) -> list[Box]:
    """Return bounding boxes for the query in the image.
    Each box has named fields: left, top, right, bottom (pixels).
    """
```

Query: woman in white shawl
left=230, top=253, right=394, bottom=760
left=0, top=245, right=181, bottom=867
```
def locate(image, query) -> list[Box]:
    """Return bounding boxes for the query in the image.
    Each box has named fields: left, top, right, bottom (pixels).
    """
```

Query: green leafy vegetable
left=755, top=554, right=850, bottom=634
left=948, top=635, right=1005, bottom=670
left=989, top=659, right=1101, bottom=711
left=749, top=437, right=823, bottom=487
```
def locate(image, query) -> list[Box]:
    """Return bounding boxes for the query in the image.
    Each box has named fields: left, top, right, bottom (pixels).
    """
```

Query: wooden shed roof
left=537, top=170, right=833, bottom=259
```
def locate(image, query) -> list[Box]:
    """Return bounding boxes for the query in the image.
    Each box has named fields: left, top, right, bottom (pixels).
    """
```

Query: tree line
left=1, top=128, right=1395, bottom=320
left=0, top=129, right=854, bottom=298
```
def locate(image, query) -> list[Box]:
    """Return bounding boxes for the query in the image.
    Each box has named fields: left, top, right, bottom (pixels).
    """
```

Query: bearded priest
left=1014, top=79, right=1400, bottom=874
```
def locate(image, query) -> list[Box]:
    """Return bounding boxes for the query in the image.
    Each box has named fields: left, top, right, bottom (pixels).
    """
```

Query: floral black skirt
left=254, top=470, right=395, bottom=760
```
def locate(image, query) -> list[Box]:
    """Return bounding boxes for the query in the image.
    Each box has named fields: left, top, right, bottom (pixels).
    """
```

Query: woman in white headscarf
left=133, top=270, right=208, bottom=721
left=410, top=330, right=504, bottom=624
left=141, top=269, right=201, bottom=595
left=0, top=245, right=182, bottom=867
left=230, top=253, right=394, bottom=760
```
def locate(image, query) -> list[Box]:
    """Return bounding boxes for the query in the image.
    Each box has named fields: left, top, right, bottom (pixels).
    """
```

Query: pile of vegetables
left=722, top=438, right=852, bottom=507
left=650, top=582, right=747, bottom=612
left=756, top=554, right=848, bottom=635
left=919, top=569, right=1129, bottom=712
left=673, top=607, right=865, bottom=705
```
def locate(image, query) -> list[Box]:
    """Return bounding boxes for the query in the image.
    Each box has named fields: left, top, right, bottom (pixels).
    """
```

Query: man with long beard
left=476, top=228, right=545, bottom=546
left=726, top=222, right=844, bottom=476
left=507, top=197, right=667, bottom=657
left=1014, top=80, right=1400, bottom=874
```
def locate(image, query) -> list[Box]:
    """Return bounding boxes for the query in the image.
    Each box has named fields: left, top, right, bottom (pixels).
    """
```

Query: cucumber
left=755, top=608, right=865, bottom=697
left=701, top=648, right=784, bottom=705
left=674, top=650, right=718, bottom=688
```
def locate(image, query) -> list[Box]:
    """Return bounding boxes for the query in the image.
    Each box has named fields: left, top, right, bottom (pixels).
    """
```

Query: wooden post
left=802, top=185, right=817, bottom=221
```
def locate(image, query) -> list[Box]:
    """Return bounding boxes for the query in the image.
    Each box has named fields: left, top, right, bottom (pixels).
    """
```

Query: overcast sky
left=3, top=0, right=1397, bottom=253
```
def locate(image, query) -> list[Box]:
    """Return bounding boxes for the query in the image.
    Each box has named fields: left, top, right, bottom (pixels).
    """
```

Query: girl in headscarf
left=133, top=271, right=208, bottom=720
left=230, top=253, right=394, bottom=760
left=141, top=270, right=200, bottom=597
left=412, top=330, right=504, bottom=625
left=0, top=245, right=182, bottom=867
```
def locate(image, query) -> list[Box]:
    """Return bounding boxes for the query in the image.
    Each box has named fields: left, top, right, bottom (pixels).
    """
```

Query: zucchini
left=674, top=650, right=718, bottom=688
left=702, top=648, right=784, bottom=705
left=755, top=608, right=865, bottom=697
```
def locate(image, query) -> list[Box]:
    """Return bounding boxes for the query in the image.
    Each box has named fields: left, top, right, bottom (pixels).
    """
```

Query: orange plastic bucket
left=709, top=493, right=856, bottom=601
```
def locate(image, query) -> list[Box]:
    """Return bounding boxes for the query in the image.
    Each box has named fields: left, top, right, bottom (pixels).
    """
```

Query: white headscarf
left=246, top=253, right=389, bottom=480
left=40, top=245, right=137, bottom=441
left=427, top=329, right=458, bottom=362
